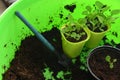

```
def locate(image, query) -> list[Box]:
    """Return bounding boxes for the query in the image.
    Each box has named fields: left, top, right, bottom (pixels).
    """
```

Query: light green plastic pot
left=0, top=0, right=120, bottom=80
left=61, top=26, right=90, bottom=58
left=86, top=25, right=110, bottom=48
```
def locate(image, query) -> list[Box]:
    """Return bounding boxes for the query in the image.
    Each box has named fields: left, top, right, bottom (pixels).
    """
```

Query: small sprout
left=78, top=18, right=86, bottom=24
left=86, top=6, right=92, bottom=12
left=82, top=11, right=89, bottom=15
left=72, top=58, right=77, bottom=64
left=71, top=32, right=77, bottom=39
left=64, top=71, right=71, bottom=75
left=52, top=38, right=57, bottom=42
left=113, top=59, right=117, bottom=62
left=80, top=65, right=88, bottom=71
left=95, top=1, right=104, bottom=9
left=56, top=71, right=64, bottom=79
left=105, top=55, right=111, bottom=62
left=56, top=71, right=71, bottom=80
left=43, top=67, right=55, bottom=80
left=80, top=65, right=86, bottom=70
left=111, top=9, right=120, bottom=15
left=105, top=55, right=117, bottom=69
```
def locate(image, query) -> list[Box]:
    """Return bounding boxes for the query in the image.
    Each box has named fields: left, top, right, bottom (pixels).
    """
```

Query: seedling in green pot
left=62, top=15, right=86, bottom=42
left=61, top=14, right=90, bottom=58
left=82, top=1, right=120, bottom=32
left=105, top=55, right=117, bottom=69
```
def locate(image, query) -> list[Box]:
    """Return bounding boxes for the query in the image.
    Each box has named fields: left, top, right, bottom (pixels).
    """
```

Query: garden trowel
left=15, top=11, right=72, bottom=67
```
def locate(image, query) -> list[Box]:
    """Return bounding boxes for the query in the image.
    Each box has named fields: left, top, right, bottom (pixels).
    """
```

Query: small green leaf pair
left=105, top=55, right=117, bottom=69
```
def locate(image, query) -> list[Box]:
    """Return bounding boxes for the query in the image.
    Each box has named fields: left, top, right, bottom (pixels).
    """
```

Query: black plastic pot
left=87, top=46, right=120, bottom=80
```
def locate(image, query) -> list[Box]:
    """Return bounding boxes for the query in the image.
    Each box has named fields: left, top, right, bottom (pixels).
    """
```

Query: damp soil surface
left=88, top=47, right=120, bottom=80
left=3, top=27, right=96, bottom=80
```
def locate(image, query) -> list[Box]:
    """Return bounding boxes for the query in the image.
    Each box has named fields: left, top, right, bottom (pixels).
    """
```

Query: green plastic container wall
left=0, top=0, right=120, bottom=79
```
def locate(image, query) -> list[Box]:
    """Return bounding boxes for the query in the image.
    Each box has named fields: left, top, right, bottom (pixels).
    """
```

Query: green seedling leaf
left=76, top=34, right=81, bottom=40
left=43, top=67, right=55, bottom=80
left=64, top=71, right=71, bottom=75
left=105, top=55, right=117, bottom=69
left=72, top=25, right=77, bottom=31
left=113, top=59, right=117, bottom=62
left=86, top=6, right=92, bottom=12
left=81, top=32, right=86, bottom=36
left=105, top=55, right=111, bottom=62
left=64, top=33, right=69, bottom=37
left=56, top=71, right=71, bottom=80
left=101, top=6, right=110, bottom=13
left=89, top=21, right=95, bottom=26
left=80, top=65, right=86, bottom=70
left=52, top=38, right=57, bottom=42
left=109, top=63, right=114, bottom=69
left=107, top=17, right=119, bottom=23
left=78, top=18, right=86, bottom=25
left=111, top=9, right=120, bottom=15
left=71, top=32, right=77, bottom=38
left=72, top=59, right=77, bottom=64
left=95, top=1, right=104, bottom=9
left=82, top=11, right=89, bottom=15
left=99, top=27, right=104, bottom=32
left=67, top=14, right=75, bottom=22
left=97, top=15, right=104, bottom=23
left=62, top=27, right=69, bottom=33
left=56, top=71, right=64, bottom=79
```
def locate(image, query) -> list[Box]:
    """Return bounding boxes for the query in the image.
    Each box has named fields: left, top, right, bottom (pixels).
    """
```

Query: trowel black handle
left=15, top=11, right=62, bottom=61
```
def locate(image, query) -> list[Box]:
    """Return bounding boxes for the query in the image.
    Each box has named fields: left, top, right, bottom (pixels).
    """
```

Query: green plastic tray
left=0, top=0, right=120, bottom=79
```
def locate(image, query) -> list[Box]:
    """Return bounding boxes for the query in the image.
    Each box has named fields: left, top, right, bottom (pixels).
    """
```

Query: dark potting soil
left=3, top=27, right=96, bottom=80
left=88, top=47, right=120, bottom=80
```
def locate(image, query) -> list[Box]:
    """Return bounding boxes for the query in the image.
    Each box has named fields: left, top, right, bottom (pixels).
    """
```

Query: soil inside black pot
left=88, top=47, right=120, bottom=80
left=3, top=27, right=96, bottom=80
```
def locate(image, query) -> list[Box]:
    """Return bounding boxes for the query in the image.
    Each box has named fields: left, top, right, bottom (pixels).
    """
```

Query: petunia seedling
left=62, top=15, right=87, bottom=42
left=82, top=1, right=120, bottom=32
left=105, top=55, right=117, bottom=69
